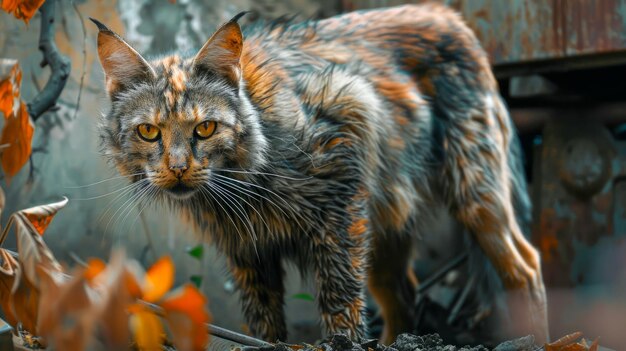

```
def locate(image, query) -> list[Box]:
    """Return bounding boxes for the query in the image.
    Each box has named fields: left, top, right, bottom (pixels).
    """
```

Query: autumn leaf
left=95, top=251, right=133, bottom=349
left=0, top=101, right=34, bottom=179
left=1, top=0, right=47, bottom=23
left=143, top=255, right=174, bottom=303
left=83, top=258, right=106, bottom=281
left=0, top=197, right=67, bottom=337
left=161, top=284, right=210, bottom=351
left=37, top=267, right=94, bottom=351
left=11, top=198, right=67, bottom=286
left=0, top=60, right=21, bottom=119
left=10, top=265, right=41, bottom=336
left=130, top=304, right=165, bottom=351
left=0, top=249, right=19, bottom=327
left=20, top=196, right=68, bottom=236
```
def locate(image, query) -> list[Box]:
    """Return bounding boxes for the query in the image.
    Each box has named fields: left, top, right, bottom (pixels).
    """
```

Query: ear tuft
left=91, top=19, right=155, bottom=97
left=89, top=17, right=111, bottom=32
left=192, top=13, right=249, bottom=86
left=230, top=11, right=250, bottom=24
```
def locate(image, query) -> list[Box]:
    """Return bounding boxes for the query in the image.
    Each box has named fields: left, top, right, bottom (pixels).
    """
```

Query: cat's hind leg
left=440, top=94, right=549, bottom=343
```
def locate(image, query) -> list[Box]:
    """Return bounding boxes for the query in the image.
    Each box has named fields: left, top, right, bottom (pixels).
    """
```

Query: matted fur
left=93, top=4, right=548, bottom=344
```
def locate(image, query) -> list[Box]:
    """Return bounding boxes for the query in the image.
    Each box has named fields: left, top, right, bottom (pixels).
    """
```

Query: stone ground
left=264, top=334, right=534, bottom=351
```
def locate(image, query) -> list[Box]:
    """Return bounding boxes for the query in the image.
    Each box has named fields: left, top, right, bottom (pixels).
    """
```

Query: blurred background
left=1, top=0, right=625, bottom=349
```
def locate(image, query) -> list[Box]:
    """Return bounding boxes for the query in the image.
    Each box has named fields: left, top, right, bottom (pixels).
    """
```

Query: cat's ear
left=192, top=12, right=247, bottom=86
left=90, top=18, right=156, bottom=96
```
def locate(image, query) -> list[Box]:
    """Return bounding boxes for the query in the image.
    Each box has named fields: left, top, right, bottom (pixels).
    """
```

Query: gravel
left=261, top=333, right=538, bottom=351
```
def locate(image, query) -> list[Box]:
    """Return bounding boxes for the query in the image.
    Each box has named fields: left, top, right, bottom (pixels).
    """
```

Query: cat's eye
left=194, top=121, right=217, bottom=139
left=137, top=123, right=161, bottom=142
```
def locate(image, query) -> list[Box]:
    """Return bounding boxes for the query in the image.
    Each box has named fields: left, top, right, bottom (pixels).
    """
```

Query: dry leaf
left=143, top=256, right=174, bottom=303
left=13, top=198, right=67, bottom=286
left=161, top=284, right=210, bottom=351
left=1, top=0, right=47, bottom=23
left=0, top=60, right=21, bottom=119
left=83, top=258, right=106, bottom=282
left=21, top=197, right=68, bottom=236
left=130, top=304, right=165, bottom=351
left=93, top=251, right=132, bottom=349
left=545, top=332, right=589, bottom=351
left=0, top=101, right=33, bottom=179
left=37, top=267, right=94, bottom=351
left=8, top=264, right=43, bottom=338
left=0, top=249, right=19, bottom=327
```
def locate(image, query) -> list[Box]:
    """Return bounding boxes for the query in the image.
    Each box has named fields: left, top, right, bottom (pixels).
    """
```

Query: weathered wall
left=0, top=0, right=333, bottom=342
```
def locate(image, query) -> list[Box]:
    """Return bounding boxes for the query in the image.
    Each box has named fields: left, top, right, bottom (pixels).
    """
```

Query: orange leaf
left=20, top=197, right=68, bottom=236
left=0, top=101, right=33, bottom=179
left=130, top=306, right=165, bottom=351
left=0, top=249, right=19, bottom=327
left=161, top=284, right=210, bottom=350
left=0, top=60, right=20, bottom=119
left=10, top=265, right=41, bottom=335
left=1, top=0, right=46, bottom=23
left=13, top=210, right=64, bottom=288
left=142, top=256, right=174, bottom=303
left=0, top=78, right=13, bottom=118
left=83, top=258, right=106, bottom=281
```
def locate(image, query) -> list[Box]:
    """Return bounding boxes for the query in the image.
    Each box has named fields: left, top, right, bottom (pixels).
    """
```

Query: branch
left=27, top=0, right=71, bottom=122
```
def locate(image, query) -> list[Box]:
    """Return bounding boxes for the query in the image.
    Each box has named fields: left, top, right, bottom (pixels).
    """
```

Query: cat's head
left=92, top=14, right=267, bottom=200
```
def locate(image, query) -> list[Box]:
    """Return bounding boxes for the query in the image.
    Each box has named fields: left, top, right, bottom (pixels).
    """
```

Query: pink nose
left=169, top=164, right=188, bottom=178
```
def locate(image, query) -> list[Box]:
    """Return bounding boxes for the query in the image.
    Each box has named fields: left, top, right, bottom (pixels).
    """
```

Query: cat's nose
left=169, top=164, right=188, bottom=178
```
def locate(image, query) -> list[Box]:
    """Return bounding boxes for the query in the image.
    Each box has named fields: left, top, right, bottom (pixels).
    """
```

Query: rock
left=493, top=335, right=535, bottom=351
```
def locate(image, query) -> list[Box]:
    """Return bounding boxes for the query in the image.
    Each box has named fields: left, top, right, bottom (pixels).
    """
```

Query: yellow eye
left=194, top=121, right=217, bottom=139
left=137, top=124, right=160, bottom=142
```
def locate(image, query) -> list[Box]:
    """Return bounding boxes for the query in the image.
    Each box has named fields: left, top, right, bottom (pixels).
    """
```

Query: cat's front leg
left=230, top=253, right=286, bottom=342
left=312, top=217, right=369, bottom=340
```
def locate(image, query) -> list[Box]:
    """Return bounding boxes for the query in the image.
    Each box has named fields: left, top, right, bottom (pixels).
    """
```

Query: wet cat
left=92, top=3, right=548, bottom=344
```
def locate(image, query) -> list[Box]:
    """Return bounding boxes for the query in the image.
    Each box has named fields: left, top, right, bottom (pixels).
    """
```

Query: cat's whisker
left=210, top=173, right=309, bottom=233
left=98, top=180, right=148, bottom=246
left=64, top=172, right=146, bottom=189
left=104, top=180, right=150, bottom=235
left=210, top=173, right=293, bottom=220
left=96, top=179, right=149, bottom=227
left=210, top=180, right=260, bottom=243
left=211, top=177, right=272, bottom=233
left=118, top=183, right=154, bottom=231
left=211, top=168, right=312, bottom=181
left=207, top=181, right=257, bottom=245
left=68, top=180, right=144, bottom=201
left=129, top=186, right=157, bottom=231
left=198, top=185, right=246, bottom=245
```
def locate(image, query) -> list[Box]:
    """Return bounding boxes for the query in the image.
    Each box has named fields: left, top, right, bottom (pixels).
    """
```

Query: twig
left=70, top=0, right=87, bottom=120
left=27, top=0, right=71, bottom=122
left=416, top=252, right=468, bottom=294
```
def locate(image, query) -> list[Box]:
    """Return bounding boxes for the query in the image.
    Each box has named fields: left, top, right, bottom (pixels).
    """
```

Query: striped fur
left=94, top=4, right=548, bottom=344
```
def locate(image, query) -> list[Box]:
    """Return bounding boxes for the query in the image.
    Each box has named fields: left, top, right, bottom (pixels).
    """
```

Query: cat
left=92, top=3, right=548, bottom=345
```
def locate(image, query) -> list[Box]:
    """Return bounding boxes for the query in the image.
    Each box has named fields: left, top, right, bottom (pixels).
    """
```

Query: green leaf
left=190, top=275, right=203, bottom=288
left=291, top=293, right=314, bottom=302
left=186, top=245, right=204, bottom=260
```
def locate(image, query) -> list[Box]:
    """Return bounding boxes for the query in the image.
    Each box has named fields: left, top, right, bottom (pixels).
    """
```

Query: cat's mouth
left=164, top=182, right=197, bottom=199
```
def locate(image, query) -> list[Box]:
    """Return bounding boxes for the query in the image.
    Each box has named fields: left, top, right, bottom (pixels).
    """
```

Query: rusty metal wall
left=341, top=0, right=626, bottom=66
